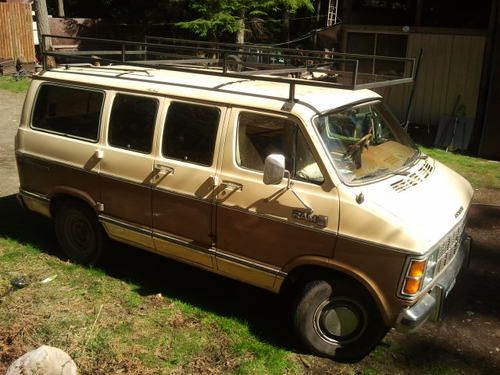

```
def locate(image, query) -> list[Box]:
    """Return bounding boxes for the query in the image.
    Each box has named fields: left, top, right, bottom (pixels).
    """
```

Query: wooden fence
left=0, top=3, right=36, bottom=63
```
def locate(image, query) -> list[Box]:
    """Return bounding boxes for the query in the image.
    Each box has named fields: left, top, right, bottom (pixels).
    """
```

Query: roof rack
left=41, top=34, right=415, bottom=102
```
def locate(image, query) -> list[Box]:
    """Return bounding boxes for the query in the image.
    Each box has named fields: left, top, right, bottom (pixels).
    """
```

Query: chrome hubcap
left=313, top=298, right=367, bottom=344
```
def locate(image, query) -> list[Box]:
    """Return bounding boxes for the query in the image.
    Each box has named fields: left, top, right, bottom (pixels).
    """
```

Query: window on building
left=346, top=32, right=408, bottom=76
left=108, top=94, right=158, bottom=153
left=32, top=84, right=103, bottom=141
left=162, top=102, right=220, bottom=166
left=237, top=112, right=324, bottom=184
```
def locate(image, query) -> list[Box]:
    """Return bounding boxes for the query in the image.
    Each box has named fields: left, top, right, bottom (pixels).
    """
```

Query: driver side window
left=237, top=112, right=324, bottom=184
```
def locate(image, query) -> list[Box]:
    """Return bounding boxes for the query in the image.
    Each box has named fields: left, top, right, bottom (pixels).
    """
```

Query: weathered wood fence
left=0, top=3, right=36, bottom=63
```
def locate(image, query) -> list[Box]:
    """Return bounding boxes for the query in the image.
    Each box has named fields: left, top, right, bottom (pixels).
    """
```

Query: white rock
left=6, top=345, right=78, bottom=375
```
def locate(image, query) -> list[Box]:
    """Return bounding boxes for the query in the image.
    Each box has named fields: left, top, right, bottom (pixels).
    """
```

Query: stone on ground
left=6, top=345, right=78, bottom=375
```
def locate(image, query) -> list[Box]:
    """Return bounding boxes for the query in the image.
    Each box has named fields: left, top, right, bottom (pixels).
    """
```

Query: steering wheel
left=343, top=133, right=373, bottom=160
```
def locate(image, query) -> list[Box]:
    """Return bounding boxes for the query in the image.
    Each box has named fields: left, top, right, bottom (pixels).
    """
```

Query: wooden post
left=33, top=0, right=51, bottom=49
left=57, top=0, right=65, bottom=18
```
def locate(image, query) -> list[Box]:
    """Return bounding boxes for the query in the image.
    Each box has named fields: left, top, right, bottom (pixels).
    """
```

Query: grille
left=435, top=218, right=466, bottom=275
left=391, top=160, right=434, bottom=193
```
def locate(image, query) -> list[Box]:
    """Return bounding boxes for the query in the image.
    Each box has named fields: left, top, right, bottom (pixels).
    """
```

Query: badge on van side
left=292, top=209, right=328, bottom=227
left=454, top=205, right=464, bottom=219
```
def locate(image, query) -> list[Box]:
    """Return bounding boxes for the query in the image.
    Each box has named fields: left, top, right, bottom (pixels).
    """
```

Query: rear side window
left=162, top=102, right=220, bottom=166
left=32, top=84, right=103, bottom=141
left=108, top=94, right=158, bottom=153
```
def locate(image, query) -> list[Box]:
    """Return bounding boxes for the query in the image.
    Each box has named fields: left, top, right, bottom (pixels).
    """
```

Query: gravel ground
left=0, top=89, right=24, bottom=196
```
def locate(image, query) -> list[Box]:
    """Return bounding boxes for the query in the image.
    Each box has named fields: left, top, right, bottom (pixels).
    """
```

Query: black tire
left=55, top=201, right=105, bottom=265
left=292, top=279, right=388, bottom=362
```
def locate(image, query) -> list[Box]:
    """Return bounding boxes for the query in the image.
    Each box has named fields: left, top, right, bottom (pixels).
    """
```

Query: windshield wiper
left=352, top=167, right=409, bottom=181
left=352, top=169, right=390, bottom=181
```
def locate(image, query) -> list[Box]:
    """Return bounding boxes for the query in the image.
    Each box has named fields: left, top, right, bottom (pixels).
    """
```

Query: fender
left=48, top=186, right=98, bottom=216
left=282, top=255, right=395, bottom=325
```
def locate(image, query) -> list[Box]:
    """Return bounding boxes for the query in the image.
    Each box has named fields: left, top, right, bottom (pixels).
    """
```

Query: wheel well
left=280, top=265, right=374, bottom=304
left=49, top=194, right=94, bottom=217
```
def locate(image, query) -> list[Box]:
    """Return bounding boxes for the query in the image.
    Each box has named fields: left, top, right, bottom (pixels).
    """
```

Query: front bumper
left=395, top=235, right=471, bottom=332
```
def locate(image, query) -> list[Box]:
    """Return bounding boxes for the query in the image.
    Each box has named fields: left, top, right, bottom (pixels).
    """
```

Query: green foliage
left=175, top=0, right=313, bottom=40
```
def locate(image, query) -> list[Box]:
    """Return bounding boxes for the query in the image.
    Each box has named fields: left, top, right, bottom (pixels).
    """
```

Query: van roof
left=40, top=65, right=381, bottom=115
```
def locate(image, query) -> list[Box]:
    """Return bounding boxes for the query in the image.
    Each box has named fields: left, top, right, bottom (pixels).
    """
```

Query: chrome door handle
left=222, top=180, right=243, bottom=191
left=94, top=149, right=104, bottom=160
left=154, top=164, right=175, bottom=175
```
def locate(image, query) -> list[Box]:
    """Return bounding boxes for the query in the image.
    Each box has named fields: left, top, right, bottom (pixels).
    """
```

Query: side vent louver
left=391, top=160, right=434, bottom=193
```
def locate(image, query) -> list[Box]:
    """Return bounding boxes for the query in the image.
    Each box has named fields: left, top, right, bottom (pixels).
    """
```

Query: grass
left=421, top=146, right=500, bottom=189
left=0, top=76, right=30, bottom=93
left=1, top=234, right=491, bottom=374
left=0, top=237, right=299, bottom=375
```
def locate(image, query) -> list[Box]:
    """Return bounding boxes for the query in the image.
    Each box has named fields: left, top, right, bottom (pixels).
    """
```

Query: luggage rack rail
left=40, top=34, right=415, bottom=102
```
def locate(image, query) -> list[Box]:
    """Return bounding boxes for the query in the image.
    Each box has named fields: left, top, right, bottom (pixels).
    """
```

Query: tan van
left=15, top=36, right=473, bottom=361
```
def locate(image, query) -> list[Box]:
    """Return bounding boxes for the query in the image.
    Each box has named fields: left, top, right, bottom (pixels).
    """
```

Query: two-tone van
left=15, top=38, right=473, bottom=361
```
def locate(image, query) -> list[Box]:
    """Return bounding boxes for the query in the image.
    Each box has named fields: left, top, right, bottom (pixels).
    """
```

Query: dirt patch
left=473, top=187, right=500, bottom=205
left=0, top=323, right=34, bottom=374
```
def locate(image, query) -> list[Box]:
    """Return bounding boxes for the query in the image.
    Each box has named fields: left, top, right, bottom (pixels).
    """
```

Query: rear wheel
left=293, top=279, right=388, bottom=362
left=55, top=202, right=105, bottom=265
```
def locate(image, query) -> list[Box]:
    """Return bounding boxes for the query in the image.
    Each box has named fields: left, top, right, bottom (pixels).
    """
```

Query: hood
left=339, top=158, right=473, bottom=255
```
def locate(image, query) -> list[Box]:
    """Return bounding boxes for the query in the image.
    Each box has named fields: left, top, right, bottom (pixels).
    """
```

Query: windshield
left=314, top=101, right=419, bottom=184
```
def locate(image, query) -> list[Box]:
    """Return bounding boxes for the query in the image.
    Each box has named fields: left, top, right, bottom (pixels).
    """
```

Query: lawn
left=0, top=76, right=31, bottom=93
left=421, top=146, right=500, bottom=189
left=0, top=236, right=299, bottom=375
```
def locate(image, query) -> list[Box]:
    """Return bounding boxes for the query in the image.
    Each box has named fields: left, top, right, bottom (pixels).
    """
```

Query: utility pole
left=57, top=0, right=65, bottom=18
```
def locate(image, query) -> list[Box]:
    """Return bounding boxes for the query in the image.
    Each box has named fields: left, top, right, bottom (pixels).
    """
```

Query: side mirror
left=263, top=154, right=285, bottom=185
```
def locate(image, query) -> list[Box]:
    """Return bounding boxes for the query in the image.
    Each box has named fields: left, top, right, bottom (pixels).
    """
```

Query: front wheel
left=292, top=279, right=388, bottom=362
left=55, top=202, right=105, bottom=265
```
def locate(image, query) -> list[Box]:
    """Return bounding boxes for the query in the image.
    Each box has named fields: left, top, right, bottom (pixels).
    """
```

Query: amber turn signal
left=403, top=277, right=422, bottom=295
left=402, top=259, right=427, bottom=295
left=408, top=260, right=426, bottom=278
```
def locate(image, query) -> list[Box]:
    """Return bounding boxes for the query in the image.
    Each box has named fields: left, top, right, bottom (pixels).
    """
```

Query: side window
left=32, top=84, right=103, bottom=141
left=162, top=101, right=220, bottom=166
left=237, top=112, right=324, bottom=184
left=108, top=94, right=158, bottom=153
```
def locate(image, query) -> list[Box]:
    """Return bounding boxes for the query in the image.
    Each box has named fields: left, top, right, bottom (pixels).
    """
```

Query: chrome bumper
left=395, top=235, right=471, bottom=332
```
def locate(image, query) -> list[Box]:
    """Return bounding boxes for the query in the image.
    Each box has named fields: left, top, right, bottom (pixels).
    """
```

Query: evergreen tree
left=175, top=0, right=313, bottom=43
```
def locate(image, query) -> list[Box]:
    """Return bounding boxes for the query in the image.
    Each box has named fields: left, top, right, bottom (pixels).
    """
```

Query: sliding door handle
left=154, top=164, right=175, bottom=175
left=222, top=180, right=243, bottom=191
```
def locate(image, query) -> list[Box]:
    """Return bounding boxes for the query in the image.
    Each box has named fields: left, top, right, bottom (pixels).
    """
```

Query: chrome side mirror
left=263, top=154, right=285, bottom=185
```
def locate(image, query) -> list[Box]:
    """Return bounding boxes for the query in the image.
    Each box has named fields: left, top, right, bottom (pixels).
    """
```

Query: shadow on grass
left=0, top=194, right=297, bottom=353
